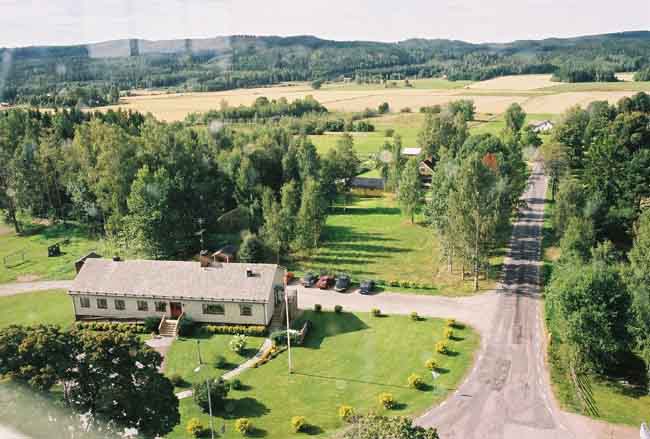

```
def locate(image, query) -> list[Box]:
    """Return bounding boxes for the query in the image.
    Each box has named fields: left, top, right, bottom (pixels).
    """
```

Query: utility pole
left=195, top=340, right=215, bottom=439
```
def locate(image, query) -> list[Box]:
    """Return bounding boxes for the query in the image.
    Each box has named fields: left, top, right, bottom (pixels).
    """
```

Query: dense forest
left=542, top=92, right=650, bottom=410
left=2, top=31, right=650, bottom=105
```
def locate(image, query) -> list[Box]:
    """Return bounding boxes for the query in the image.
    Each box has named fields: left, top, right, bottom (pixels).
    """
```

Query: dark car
left=359, top=280, right=375, bottom=294
left=317, top=275, right=335, bottom=289
left=301, top=272, right=317, bottom=287
left=334, top=274, right=351, bottom=292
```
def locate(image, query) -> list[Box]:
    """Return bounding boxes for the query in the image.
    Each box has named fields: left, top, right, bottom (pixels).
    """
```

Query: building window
left=114, top=299, right=125, bottom=311
left=80, top=297, right=90, bottom=308
left=203, top=304, right=225, bottom=315
left=240, top=305, right=252, bottom=316
left=137, top=300, right=149, bottom=311
left=97, top=298, right=107, bottom=309
left=155, top=301, right=167, bottom=313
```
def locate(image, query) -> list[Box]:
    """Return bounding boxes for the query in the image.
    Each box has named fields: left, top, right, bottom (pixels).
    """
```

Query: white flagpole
left=284, top=278, right=292, bottom=374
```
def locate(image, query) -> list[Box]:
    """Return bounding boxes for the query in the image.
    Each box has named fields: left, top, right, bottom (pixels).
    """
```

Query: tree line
left=3, top=32, right=650, bottom=105
left=541, top=92, right=650, bottom=408
left=0, top=104, right=360, bottom=261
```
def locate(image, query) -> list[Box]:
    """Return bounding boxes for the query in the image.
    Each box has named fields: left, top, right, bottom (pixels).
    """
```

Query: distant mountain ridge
left=3, top=31, right=649, bottom=59
left=1, top=31, right=649, bottom=105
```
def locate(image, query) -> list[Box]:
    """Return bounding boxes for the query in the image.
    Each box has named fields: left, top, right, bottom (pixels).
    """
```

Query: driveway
left=0, top=280, right=73, bottom=296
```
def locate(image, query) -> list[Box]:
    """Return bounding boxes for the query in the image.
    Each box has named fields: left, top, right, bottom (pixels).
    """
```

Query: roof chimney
left=112, top=256, right=121, bottom=262
left=246, top=268, right=253, bottom=278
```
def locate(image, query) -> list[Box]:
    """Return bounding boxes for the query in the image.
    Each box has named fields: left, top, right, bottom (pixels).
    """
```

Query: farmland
left=93, top=74, right=650, bottom=122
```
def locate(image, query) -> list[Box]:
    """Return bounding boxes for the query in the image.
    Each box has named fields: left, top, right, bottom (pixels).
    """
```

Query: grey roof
left=70, top=259, right=281, bottom=303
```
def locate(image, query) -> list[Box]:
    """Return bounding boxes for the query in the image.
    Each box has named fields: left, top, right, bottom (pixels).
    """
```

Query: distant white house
left=530, top=120, right=554, bottom=133
left=402, top=147, right=422, bottom=157
left=68, top=257, right=288, bottom=328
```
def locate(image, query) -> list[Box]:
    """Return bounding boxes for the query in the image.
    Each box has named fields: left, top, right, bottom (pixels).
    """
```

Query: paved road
left=416, top=162, right=636, bottom=439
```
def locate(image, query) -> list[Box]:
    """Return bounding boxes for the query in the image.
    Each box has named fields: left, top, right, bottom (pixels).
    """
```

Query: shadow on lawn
left=291, top=371, right=408, bottom=390
left=223, top=397, right=270, bottom=419
left=297, top=311, right=369, bottom=349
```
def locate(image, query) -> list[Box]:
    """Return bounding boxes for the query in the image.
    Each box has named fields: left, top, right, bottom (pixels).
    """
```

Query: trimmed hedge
left=203, top=325, right=267, bottom=336
left=73, top=321, right=148, bottom=334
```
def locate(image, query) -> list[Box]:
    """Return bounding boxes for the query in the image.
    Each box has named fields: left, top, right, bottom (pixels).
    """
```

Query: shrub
left=144, top=316, right=162, bottom=333
left=202, top=325, right=267, bottom=336
left=389, top=280, right=399, bottom=287
left=231, top=378, right=243, bottom=390
left=371, top=308, right=381, bottom=317
left=230, top=334, right=248, bottom=354
left=446, top=318, right=456, bottom=328
left=378, top=392, right=395, bottom=409
left=169, top=373, right=185, bottom=387
left=334, top=305, right=343, bottom=313
left=444, top=328, right=454, bottom=339
left=410, top=312, right=419, bottom=321
left=425, top=359, right=438, bottom=371
left=235, top=418, right=252, bottom=435
left=214, top=355, right=227, bottom=369
left=178, top=316, right=196, bottom=337
left=291, top=416, right=306, bottom=432
left=314, top=303, right=322, bottom=312
left=400, top=280, right=410, bottom=288
left=436, top=341, right=450, bottom=355
left=401, top=107, right=412, bottom=113
left=270, top=329, right=300, bottom=346
left=384, top=128, right=395, bottom=137
left=186, top=418, right=205, bottom=438
left=338, top=405, right=354, bottom=422
left=193, top=378, right=230, bottom=413
left=408, top=373, right=425, bottom=389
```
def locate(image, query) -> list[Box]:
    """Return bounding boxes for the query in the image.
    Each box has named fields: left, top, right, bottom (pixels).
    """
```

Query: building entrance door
left=170, top=302, right=183, bottom=318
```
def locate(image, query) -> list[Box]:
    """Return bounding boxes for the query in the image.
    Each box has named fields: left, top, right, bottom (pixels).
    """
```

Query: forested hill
left=2, top=31, right=650, bottom=105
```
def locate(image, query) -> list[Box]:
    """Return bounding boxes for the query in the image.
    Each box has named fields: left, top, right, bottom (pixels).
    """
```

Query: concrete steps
left=159, top=319, right=179, bottom=338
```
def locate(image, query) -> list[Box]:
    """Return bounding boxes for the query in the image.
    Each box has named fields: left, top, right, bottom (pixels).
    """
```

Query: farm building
left=68, top=257, right=290, bottom=332
left=530, top=120, right=554, bottom=133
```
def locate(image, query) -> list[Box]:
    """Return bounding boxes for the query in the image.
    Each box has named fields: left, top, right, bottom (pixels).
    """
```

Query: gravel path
left=0, top=280, right=73, bottom=296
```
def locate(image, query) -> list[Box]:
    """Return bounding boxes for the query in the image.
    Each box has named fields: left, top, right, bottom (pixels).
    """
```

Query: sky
left=0, top=0, right=648, bottom=47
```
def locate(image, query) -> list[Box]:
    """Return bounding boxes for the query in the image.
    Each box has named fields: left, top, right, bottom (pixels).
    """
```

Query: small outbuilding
left=212, top=245, right=237, bottom=263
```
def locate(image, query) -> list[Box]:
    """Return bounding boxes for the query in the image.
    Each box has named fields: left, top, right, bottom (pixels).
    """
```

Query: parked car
left=301, top=272, right=317, bottom=287
left=334, top=274, right=351, bottom=292
left=317, top=275, right=335, bottom=289
left=359, top=280, right=375, bottom=294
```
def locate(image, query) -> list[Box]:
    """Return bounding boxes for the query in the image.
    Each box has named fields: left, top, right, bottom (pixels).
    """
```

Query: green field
left=165, top=310, right=479, bottom=438
left=0, top=220, right=143, bottom=284
left=541, top=81, right=650, bottom=93
left=0, top=290, right=73, bottom=328
left=291, top=194, right=501, bottom=295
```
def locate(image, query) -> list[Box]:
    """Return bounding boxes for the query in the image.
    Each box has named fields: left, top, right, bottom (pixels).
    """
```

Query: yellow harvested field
left=468, top=74, right=557, bottom=91
left=521, top=91, right=637, bottom=114
left=93, top=75, right=647, bottom=121
left=98, top=86, right=528, bottom=121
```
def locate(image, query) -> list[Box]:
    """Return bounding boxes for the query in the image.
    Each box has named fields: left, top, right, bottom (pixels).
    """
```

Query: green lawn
left=0, top=290, right=74, bottom=328
left=165, top=334, right=265, bottom=391
left=165, top=311, right=479, bottom=438
left=0, top=219, right=146, bottom=284
left=290, top=194, right=501, bottom=296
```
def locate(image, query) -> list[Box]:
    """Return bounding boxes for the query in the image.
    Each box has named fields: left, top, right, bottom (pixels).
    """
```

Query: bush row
left=73, top=321, right=148, bottom=334
left=386, top=280, right=434, bottom=289
left=201, top=325, right=267, bottom=336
